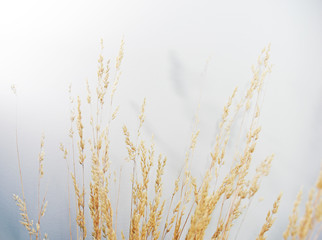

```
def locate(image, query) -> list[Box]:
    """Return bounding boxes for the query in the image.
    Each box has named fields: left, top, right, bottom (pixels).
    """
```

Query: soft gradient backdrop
left=0, top=0, right=322, bottom=239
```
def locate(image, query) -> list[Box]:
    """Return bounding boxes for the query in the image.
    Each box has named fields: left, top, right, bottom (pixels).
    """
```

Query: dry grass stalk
left=283, top=168, right=322, bottom=240
left=68, top=84, right=80, bottom=240
left=75, top=96, right=87, bottom=240
left=283, top=189, right=303, bottom=239
left=11, top=86, right=33, bottom=240
left=11, top=86, right=48, bottom=239
left=256, top=193, right=282, bottom=240
left=60, top=143, right=73, bottom=240
left=72, top=172, right=87, bottom=239
left=13, top=133, right=48, bottom=240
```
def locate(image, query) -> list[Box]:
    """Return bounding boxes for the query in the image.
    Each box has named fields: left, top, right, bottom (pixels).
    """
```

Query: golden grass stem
left=115, top=166, right=122, bottom=233
left=12, top=87, right=33, bottom=240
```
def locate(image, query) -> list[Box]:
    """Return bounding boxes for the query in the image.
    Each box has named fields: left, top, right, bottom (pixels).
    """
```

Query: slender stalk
left=115, top=166, right=122, bottom=233
left=12, top=87, right=33, bottom=240
left=82, top=164, right=85, bottom=240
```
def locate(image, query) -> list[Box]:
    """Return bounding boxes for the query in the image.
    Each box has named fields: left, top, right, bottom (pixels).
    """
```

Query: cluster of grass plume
left=12, top=40, right=322, bottom=240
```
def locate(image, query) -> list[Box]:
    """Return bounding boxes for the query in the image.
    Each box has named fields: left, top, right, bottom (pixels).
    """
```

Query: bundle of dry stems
left=12, top=41, right=322, bottom=240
